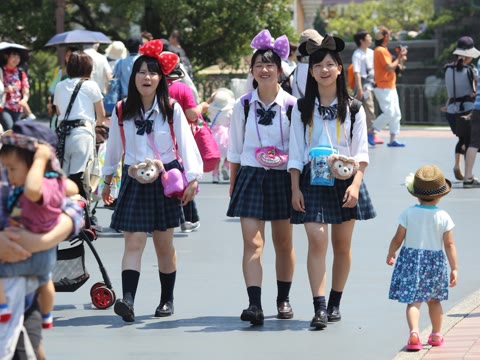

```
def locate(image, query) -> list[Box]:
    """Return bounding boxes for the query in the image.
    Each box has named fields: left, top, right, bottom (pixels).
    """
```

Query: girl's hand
left=386, top=252, right=396, bottom=265
left=101, top=184, right=114, bottom=205
left=449, top=269, right=458, bottom=287
left=291, top=188, right=306, bottom=212
left=180, top=179, right=198, bottom=205
left=342, top=184, right=359, bottom=208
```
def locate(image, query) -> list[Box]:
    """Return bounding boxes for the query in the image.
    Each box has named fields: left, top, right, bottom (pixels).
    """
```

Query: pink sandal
left=406, top=330, right=423, bottom=351
left=428, top=333, right=444, bottom=347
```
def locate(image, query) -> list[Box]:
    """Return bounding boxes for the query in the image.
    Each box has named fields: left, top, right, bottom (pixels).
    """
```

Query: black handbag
left=450, top=67, right=473, bottom=138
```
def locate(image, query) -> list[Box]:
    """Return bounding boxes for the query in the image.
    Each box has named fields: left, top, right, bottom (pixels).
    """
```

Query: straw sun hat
left=405, top=165, right=452, bottom=200
left=105, top=41, right=127, bottom=60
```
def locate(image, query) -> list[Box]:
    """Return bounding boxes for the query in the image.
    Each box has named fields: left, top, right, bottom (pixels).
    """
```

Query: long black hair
left=249, top=49, right=282, bottom=89
left=123, top=55, right=173, bottom=121
left=299, top=49, right=352, bottom=130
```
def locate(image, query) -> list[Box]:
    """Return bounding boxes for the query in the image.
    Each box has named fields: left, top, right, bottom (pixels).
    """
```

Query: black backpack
left=278, top=68, right=295, bottom=95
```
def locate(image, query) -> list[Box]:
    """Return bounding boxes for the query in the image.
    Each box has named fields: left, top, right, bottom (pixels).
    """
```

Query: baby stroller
left=52, top=197, right=116, bottom=309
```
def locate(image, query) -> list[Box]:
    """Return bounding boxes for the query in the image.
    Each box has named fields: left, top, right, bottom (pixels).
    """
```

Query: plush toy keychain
left=128, top=158, right=164, bottom=184
left=327, top=154, right=359, bottom=180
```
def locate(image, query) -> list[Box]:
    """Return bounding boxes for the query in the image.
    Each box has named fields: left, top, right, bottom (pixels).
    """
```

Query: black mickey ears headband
left=305, top=35, right=345, bottom=55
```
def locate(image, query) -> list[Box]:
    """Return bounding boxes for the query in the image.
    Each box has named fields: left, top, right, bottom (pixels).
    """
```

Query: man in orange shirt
left=372, top=26, right=408, bottom=147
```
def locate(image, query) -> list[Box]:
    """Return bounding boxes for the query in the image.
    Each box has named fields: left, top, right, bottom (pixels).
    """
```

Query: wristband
left=104, top=181, right=112, bottom=186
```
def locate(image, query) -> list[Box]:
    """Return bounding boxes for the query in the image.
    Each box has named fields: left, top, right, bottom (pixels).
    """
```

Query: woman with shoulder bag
left=54, top=51, right=105, bottom=217
left=101, top=40, right=203, bottom=322
left=443, top=36, right=479, bottom=181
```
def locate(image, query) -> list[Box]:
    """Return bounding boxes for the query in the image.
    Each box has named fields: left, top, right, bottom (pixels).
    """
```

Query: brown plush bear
left=327, top=154, right=359, bottom=180
left=127, top=158, right=164, bottom=184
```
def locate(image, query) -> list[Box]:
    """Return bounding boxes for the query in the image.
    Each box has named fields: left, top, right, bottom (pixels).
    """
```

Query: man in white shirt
left=83, top=43, right=112, bottom=95
left=352, top=30, right=382, bottom=145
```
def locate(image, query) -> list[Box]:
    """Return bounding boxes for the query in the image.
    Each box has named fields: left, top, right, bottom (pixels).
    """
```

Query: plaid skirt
left=290, top=165, right=376, bottom=224
left=227, top=166, right=292, bottom=221
left=110, top=160, right=182, bottom=232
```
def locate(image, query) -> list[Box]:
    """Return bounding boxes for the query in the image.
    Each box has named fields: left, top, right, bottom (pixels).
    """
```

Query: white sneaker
left=25, top=113, right=36, bottom=120
left=180, top=221, right=200, bottom=233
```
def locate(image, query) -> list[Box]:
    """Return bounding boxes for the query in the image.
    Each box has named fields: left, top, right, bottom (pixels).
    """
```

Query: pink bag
left=255, top=146, right=288, bottom=168
left=192, top=123, right=220, bottom=173
left=161, top=168, right=188, bottom=199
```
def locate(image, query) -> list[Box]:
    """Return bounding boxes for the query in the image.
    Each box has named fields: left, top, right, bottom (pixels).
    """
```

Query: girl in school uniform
left=288, top=35, right=376, bottom=329
left=227, top=29, right=297, bottom=325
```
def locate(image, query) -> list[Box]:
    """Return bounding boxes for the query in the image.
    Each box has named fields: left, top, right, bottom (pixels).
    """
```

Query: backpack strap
left=284, top=93, right=296, bottom=122
left=240, top=92, right=253, bottom=124
left=115, top=100, right=126, bottom=152
left=241, top=91, right=296, bottom=123
left=349, top=99, right=362, bottom=140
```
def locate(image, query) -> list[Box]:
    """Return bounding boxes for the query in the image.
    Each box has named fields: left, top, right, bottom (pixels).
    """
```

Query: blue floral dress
left=389, top=204, right=454, bottom=304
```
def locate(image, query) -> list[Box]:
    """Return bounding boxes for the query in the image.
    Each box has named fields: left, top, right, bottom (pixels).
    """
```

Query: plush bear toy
left=128, top=158, right=164, bottom=184
left=327, top=154, right=359, bottom=180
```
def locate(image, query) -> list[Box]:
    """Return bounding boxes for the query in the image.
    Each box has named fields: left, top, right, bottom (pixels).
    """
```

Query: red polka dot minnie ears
left=139, top=39, right=179, bottom=75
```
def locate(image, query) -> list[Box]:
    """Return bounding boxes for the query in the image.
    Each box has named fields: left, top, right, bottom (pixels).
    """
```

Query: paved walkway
left=34, top=124, right=480, bottom=359
left=393, top=289, right=480, bottom=360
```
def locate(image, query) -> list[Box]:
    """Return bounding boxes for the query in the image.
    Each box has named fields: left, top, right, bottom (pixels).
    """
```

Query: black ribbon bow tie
left=319, top=104, right=338, bottom=121
left=135, top=119, right=154, bottom=135
left=256, top=102, right=277, bottom=126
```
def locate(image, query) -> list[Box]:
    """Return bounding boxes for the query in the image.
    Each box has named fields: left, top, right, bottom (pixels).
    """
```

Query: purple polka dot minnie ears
left=250, top=29, right=290, bottom=60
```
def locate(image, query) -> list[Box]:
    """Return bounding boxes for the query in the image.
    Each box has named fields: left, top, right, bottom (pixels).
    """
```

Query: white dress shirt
left=102, top=98, right=203, bottom=183
left=288, top=98, right=369, bottom=172
left=227, top=88, right=296, bottom=170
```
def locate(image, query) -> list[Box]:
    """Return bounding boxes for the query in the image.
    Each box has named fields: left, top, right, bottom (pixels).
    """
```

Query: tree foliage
left=325, top=0, right=434, bottom=41
left=0, top=0, right=295, bottom=72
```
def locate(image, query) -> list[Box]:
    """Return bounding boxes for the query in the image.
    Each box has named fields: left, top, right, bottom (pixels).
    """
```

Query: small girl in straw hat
left=387, top=164, right=458, bottom=351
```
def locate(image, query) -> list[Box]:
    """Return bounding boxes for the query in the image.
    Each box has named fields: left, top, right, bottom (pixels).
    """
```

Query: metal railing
left=28, top=77, right=449, bottom=126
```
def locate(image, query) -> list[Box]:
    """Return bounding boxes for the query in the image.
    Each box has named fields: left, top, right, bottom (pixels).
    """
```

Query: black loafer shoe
left=155, top=300, right=174, bottom=317
left=114, top=299, right=135, bottom=322
left=310, top=310, right=328, bottom=329
left=277, top=301, right=294, bottom=319
left=327, top=306, right=341, bottom=322
left=240, top=305, right=264, bottom=325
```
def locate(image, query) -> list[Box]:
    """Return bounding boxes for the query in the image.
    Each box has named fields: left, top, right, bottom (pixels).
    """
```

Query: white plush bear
left=128, top=158, right=164, bottom=184
left=327, top=154, right=359, bottom=180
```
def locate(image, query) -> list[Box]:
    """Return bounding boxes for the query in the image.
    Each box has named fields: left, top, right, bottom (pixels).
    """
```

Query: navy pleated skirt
left=110, top=160, right=182, bottom=232
left=227, top=166, right=292, bottom=221
left=290, top=165, right=376, bottom=224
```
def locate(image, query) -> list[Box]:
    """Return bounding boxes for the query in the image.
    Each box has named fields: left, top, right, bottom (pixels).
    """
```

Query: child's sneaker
left=212, top=172, right=220, bottom=184
left=25, top=113, right=37, bottom=120
left=0, top=303, right=11, bottom=322
left=42, top=312, right=53, bottom=329
left=221, top=167, right=230, bottom=181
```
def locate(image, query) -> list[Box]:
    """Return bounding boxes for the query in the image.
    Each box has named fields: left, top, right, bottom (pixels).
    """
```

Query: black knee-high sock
left=327, top=289, right=343, bottom=309
left=247, top=286, right=262, bottom=309
left=313, top=296, right=327, bottom=313
left=276, top=280, right=292, bottom=305
left=159, top=271, right=176, bottom=303
left=122, top=270, right=140, bottom=304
